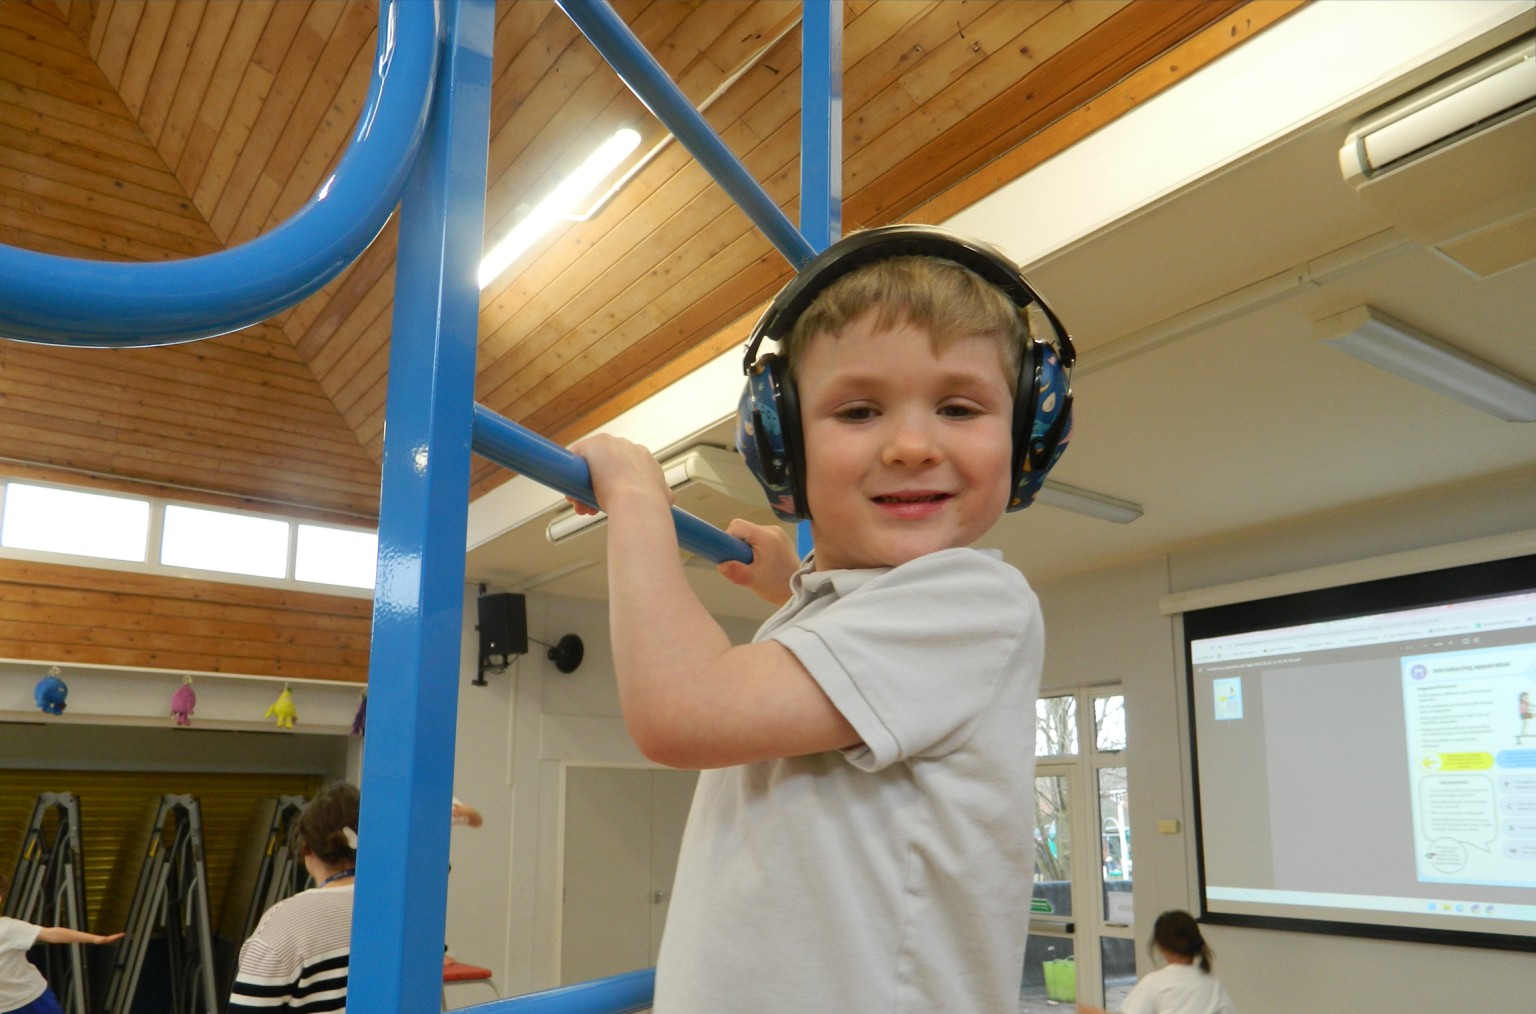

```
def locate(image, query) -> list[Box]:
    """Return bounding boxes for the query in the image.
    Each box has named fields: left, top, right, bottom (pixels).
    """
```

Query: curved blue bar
left=0, top=0, right=440, bottom=348
left=483, top=968, right=654, bottom=1014
left=471, top=404, right=753, bottom=565
left=557, top=0, right=816, bottom=270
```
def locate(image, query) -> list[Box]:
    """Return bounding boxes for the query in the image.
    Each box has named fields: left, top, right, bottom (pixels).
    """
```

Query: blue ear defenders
left=736, top=224, right=1075, bottom=522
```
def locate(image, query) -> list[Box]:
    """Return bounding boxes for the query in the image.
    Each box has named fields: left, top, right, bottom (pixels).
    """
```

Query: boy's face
left=796, top=310, right=1014, bottom=571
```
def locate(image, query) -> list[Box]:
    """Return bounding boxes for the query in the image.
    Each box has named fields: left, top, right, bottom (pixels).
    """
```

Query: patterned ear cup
left=1007, top=337, right=1074, bottom=512
left=736, top=352, right=808, bottom=521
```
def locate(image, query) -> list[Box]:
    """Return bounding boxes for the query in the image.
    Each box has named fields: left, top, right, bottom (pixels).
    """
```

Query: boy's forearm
left=36, top=926, right=122, bottom=945
left=603, top=489, right=737, bottom=757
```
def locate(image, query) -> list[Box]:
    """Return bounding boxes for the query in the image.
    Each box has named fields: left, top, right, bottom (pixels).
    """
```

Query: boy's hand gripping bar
left=471, top=405, right=753, bottom=566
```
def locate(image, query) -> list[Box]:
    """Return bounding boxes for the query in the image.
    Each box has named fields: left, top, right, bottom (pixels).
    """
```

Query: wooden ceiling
left=0, top=0, right=1286, bottom=525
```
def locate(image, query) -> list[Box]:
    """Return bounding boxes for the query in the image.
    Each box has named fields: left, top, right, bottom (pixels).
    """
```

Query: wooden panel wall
left=0, top=558, right=372, bottom=683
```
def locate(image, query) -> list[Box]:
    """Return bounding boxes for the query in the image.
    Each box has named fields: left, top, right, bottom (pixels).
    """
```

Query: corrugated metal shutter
left=1, top=770, right=322, bottom=932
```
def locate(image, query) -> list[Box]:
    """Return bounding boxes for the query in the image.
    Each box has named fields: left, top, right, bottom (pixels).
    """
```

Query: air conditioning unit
left=1339, top=34, right=1536, bottom=278
left=545, top=444, right=763, bottom=544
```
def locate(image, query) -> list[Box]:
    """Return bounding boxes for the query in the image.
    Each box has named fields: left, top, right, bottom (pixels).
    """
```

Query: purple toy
left=170, top=677, right=196, bottom=726
left=351, top=693, right=367, bottom=737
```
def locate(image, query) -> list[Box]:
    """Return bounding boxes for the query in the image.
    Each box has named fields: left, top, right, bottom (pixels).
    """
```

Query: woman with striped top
left=229, top=783, right=358, bottom=1013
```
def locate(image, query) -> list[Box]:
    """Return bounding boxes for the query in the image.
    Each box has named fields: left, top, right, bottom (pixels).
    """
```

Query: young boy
left=572, top=225, right=1074, bottom=1011
left=1, top=875, right=125, bottom=1014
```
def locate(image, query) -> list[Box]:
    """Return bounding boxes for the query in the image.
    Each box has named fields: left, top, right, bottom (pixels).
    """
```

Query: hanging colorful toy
left=170, top=675, right=196, bottom=726
left=34, top=667, right=68, bottom=716
left=351, top=692, right=367, bottom=737
left=266, top=685, right=297, bottom=728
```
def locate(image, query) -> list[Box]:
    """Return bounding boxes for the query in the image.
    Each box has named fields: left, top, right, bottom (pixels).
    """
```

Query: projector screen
left=1183, top=553, right=1536, bottom=950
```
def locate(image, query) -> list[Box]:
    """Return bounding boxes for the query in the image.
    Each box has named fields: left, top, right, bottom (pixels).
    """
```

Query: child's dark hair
left=1151, top=909, right=1213, bottom=972
left=289, top=781, right=360, bottom=866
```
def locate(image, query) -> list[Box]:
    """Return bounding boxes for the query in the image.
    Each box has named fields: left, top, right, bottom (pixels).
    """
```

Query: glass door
left=1019, top=689, right=1131, bottom=1013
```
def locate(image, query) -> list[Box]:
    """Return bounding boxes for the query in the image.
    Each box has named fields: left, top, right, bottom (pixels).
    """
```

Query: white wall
left=442, top=582, right=755, bottom=1002
left=1034, top=468, right=1536, bottom=1014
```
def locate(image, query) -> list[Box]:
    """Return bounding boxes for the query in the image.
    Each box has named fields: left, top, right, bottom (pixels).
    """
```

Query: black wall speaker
left=477, top=592, right=528, bottom=664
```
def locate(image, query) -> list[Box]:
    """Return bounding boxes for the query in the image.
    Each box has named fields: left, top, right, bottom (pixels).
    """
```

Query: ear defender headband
left=735, top=224, right=1076, bottom=522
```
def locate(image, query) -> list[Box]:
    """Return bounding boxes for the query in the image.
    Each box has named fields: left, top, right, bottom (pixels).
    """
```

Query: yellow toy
left=266, top=686, right=297, bottom=728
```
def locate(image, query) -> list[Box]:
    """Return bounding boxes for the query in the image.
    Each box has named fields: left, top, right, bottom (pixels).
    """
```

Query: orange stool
left=442, top=960, right=499, bottom=1009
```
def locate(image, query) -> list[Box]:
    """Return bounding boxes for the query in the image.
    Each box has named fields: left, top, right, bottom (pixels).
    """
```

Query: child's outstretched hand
left=717, top=519, right=800, bottom=606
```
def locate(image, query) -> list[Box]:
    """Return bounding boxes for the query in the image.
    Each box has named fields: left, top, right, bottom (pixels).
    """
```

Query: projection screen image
left=1184, top=556, right=1536, bottom=949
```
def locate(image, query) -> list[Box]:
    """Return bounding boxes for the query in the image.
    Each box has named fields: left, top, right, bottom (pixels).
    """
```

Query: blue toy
left=35, top=670, right=68, bottom=715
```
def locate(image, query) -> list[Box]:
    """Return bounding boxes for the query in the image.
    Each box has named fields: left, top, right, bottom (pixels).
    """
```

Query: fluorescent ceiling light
left=478, top=128, right=642, bottom=289
left=1315, top=305, right=1536, bottom=422
left=1036, top=481, right=1143, bottom=524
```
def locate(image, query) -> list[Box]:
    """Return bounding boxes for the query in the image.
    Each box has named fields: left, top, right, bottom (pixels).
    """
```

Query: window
left=295, top=524, right=378, bottom=589
left=161, top=505, right=289, bottom=578
left=0, top=483, right=149, bottom=562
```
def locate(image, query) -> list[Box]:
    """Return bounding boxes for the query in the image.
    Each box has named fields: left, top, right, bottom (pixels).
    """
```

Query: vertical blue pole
left=797, top=0, right=842, bottom=559
left=350, top=2, right=493, bottom=1013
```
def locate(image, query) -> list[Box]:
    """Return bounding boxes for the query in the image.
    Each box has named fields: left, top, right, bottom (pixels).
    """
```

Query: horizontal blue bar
left=471, top=968, right=654, bottom=1014
left=0, top=0, right=439, bottom=348
left=557, top=0, right=816, bottom=269
left=470, top=405, right=752, bottom=565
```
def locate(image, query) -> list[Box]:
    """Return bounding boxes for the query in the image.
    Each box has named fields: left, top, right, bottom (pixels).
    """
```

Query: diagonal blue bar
left=557, top=0, right=817, bottom=269
left=348, top=2, right=494, bottom=1013
left=0, top=0, right=439, bottom=348
left=471, top=405, right=752, bottom=565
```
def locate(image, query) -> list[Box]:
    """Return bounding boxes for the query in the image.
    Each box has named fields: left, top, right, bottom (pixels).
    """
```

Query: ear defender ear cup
left=736, top=224, right=1075, bottom=523
left=1007, top=337, right=1074, bottom=512
left=735, top=352, right=807, bottom=521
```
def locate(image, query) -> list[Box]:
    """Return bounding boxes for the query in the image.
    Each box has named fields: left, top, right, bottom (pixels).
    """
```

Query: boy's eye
left=939, top=403, right=980, bottom=418
left=836, top=405, right=877, bottom=421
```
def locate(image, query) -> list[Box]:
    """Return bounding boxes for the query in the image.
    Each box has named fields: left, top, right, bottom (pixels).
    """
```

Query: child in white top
left=1079, top=910, right=1236, bottom=1014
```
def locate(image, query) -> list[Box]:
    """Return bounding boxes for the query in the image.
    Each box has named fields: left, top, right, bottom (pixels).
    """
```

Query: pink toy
left=170, top=676, right=196, bottom=726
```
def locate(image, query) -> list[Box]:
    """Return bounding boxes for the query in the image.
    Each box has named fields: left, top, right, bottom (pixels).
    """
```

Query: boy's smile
left=796, top=311, right=1015, bottom=571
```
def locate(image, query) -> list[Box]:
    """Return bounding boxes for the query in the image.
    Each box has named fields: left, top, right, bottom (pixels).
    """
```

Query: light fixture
left=1036, top=481, right=1143, bottom=524
left=1315, top=305, right=1536, bottom=422
left=477, top=127, right=642, bottom=289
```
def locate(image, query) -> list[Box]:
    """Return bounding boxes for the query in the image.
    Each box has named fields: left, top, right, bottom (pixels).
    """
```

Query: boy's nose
left=881, top=414, right=942, bottom=467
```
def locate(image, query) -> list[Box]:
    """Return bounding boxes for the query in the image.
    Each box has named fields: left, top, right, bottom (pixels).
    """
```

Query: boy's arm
left=574, top=435, right=858, bottom=769
left=35, top=927, right=124, bottom=945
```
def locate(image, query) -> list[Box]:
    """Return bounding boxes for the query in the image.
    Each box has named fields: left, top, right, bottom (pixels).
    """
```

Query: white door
left=560, top=766, right=697, bottom=984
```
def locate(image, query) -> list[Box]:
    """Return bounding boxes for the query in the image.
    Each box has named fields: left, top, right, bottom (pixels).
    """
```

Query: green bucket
left=1043, top=956, right=1077, bottom=1002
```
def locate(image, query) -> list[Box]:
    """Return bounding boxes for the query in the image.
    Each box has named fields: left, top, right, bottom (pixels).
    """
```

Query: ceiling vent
left=1339, top=34, right=1536, bottom=278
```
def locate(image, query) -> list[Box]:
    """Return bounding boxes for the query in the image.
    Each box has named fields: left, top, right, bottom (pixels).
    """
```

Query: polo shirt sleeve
left=0, top=916, right=42, bottom=952
left=769, top=548, right=1039, bottom=771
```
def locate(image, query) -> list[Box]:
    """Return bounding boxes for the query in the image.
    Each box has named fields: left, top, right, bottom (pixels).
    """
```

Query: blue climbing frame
left=0, top=1, right=842, bottom=1010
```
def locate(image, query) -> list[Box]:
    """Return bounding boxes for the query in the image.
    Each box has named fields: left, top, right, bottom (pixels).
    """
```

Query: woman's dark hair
left=1150, top=909, right=1213, bottom=973
left=289, top=781, right=360, bottom=867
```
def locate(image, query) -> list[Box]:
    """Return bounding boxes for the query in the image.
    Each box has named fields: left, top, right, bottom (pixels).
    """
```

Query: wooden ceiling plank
left=852, top=0, right=1234, bottom=226
left=0, top=77, right=144, bottom=148
left=192, top=0, right=308, bottom=236
left=843, top=1, right=1126, bottom=218
left=176, top=0, right=278, bottom=205
left=317, top=303, right=395, bottom=414
left=157, top=0, right=238, bottom=171
left=306, top=263, right=396, bottom=383
left=94, top=0, right=145, bottom=87
left=291, top=225, right=398, bottom=362
left=85, top=0, right=114, bottom=62
left=14, top=344, right=366, bottom=425
left=0, top=557, right=372, bottom=613
left=244, top=0, right=375, bottom=242
left=0, top=159, right=211, bottom=239
left=0, top=100, right=185, bottom=188
left=0, top=368, right=376, bottom=466
left=0, top=186, right=216, bottom=260
left=0, top=599, right=373, bottom=657
left=0, top=383, right=377, bottom=476
left=116, top=0, right=174, bottom=116
left=0, top=13, right=106, bottom=86
left=136, top=0, right=205, bottom=147
left=0, top=39, right=128, bottom=112
left=0, top=416, right=379, bottom=505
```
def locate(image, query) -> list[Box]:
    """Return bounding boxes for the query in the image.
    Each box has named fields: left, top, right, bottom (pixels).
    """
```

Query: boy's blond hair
left=783, top=255, right=1029, bottom=392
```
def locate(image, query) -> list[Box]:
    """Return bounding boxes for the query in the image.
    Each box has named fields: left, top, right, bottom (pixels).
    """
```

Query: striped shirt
left=228, top=885, right=352, bottom=1012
